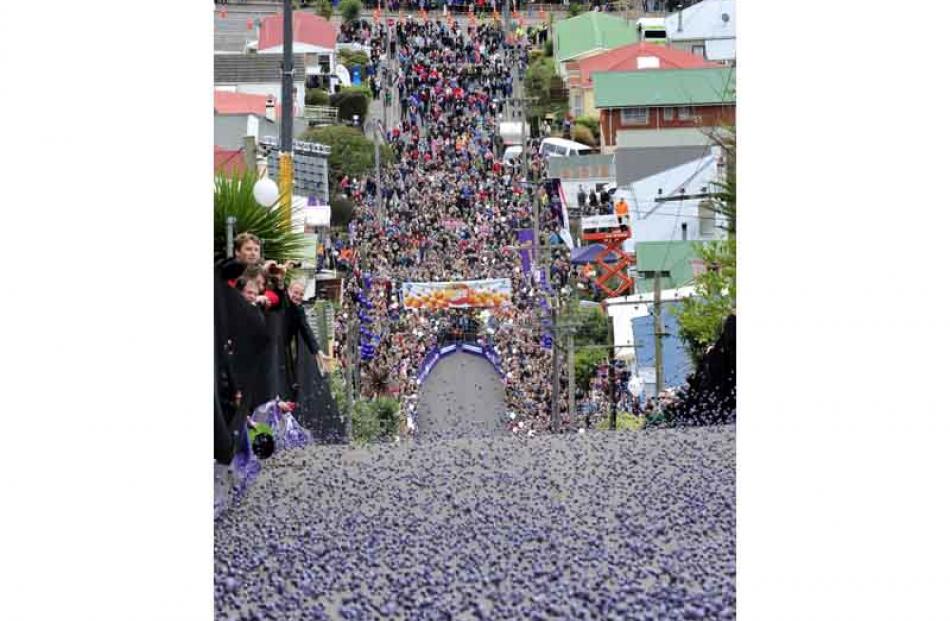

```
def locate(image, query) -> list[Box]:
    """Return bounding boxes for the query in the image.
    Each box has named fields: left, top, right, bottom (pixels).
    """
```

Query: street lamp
left=253, top=176, right=280, bottom=207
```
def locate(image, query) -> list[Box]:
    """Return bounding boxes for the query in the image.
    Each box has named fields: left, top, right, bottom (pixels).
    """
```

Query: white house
left=665, top=0, right=736, bottom=63
left=214, top=53, right=307, bottom=118
left=613, top=146, right=728, bottom=252
left=247, top=11, right=337, bottom=87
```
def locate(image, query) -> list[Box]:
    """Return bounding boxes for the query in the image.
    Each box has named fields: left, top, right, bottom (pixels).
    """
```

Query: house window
left=620, top=107, right=649, bottom=125
left=572, top=92, right=584, bottom=118
left=691, top=44, right=706, bottom=59
left=677, top=106, right=694, bottom=120
left=662, top=107, right=674, bottom=121
left=698, top=201, right=716, bottom=237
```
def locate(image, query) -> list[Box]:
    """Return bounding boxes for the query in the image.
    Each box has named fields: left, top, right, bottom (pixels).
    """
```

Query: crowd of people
left=215, top=232, right=335, bottom=461
left=334, top=16, right=579, bottom=433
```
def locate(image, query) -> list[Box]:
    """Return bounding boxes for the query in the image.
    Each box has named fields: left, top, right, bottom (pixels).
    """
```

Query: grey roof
left=214, top=53, right=307, bottom=84
left=615, top=146, right=712, bottom=186
left=214, top=113, right=313, bottom=151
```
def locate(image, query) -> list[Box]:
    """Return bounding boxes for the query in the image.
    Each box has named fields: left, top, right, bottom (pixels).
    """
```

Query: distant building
left=593, top=67, right=735, bottom=151
left=566, top=42, right=717, bottom=119
left=613, top=145, right=728, bottom=250
left=631, top=301, right=694, bottom=398
left=665, top=0, right=736, bottom=64
left=214, top=53, right=307, bottom=118
left=553, top=12, right=638, bottom=76
left=214, top=146, right=247, bottom=176
left=247, top=11, right=338, bottom=90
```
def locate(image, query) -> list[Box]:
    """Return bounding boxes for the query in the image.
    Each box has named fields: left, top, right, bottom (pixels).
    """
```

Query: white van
left=636, top=17, right=668, bottom=44
left=502, top=145, right=523, bottom=166
left=540, top=137, right=594, bottom=159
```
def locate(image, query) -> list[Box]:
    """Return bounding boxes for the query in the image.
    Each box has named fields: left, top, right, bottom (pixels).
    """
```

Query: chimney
left=677, top=5, right=683, bottom=32
left=265, top=96, right=276, bottom=122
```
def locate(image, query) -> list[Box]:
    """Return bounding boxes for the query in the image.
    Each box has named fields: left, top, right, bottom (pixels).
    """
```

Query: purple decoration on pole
left=517, top=229, right=533, bottom=276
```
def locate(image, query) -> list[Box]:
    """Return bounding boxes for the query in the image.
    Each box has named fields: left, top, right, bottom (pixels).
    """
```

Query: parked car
left=540, top=137, right=594, bottom=159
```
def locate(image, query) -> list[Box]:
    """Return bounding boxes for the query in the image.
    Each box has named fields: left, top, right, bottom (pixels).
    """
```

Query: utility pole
left=567, top=325, right=576, bottom=423
left=374, top=122, right=382, bottom=217
left=653, top=270, right=664, bottom=397
left=343, top=317, right=355, bottom=440
left=551, top=301, right=560, bottom=432
left=607, top=317, right=617, bottom=430
left=279, top=0, right=295, bottom=226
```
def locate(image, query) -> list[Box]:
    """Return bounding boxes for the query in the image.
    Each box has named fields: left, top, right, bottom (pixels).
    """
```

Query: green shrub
left=330, top=89, right=369, bottom=126
left=576, top=115, right=601, bottom=139
left=339, top=0, right=362, bottom=23
left=572, top=124, right=597, bottom=147
left=596, top=412, right=645, bottom=431
left=568, top=3, right=585, bottom=17
left=314, top=0, right=333, bottom=20
left=352, top=396, right=401, bottom=443
left=305, top=88, right=330, bottom=106
left=341, top=84, right=372, bottom=98
left=544, top=38, right=553, bottom=57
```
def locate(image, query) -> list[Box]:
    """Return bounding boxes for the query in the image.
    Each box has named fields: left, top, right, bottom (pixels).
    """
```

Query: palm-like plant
left=213, top=171, right=310, bottom=263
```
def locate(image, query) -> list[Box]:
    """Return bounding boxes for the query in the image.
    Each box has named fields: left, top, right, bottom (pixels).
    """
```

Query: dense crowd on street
left=335, top=17, right=577, bottom=433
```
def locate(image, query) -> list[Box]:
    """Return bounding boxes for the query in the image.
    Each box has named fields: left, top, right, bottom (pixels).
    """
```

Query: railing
left=304, top=105, right=340, bottom=125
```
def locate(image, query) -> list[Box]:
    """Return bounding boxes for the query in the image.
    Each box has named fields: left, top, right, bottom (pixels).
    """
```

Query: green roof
left=593, top=67, right=736, bottom=109
left=635, top=241, right=709, bottom=293
left=554, top=12, right=638, bottom=63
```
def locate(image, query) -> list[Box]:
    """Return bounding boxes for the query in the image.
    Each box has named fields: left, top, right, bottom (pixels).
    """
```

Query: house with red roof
left=214, top=90, right=311, bottom=178
left=215, top=53, right=307, bottom=121
left=247, top=11, right=337, bottom=89
left=566, top=43, right=717, bottom=119
left=214, top=146, right=248, bottom=176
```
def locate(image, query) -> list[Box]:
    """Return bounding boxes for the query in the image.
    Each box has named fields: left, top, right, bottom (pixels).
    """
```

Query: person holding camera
left=218, top=232, right=262, bottom=282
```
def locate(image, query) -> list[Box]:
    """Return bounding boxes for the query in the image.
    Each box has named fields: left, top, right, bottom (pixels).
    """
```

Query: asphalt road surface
left=214, top=424, right=736, bottom=620
left=413, top=353, right=508, bottom=440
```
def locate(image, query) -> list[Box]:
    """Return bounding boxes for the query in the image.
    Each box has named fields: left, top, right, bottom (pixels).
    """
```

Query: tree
left=314, top=0, right=333, bottom=20
left=525, top=56, right=556, bottom=104
left=568, top=3, right=585, bottom=17
left=706, top=124, right=736, bottom=236
left=574, top=347, right=606, bottom=394
left=339, top=0, right=362, bottom=23
left=213, top=171, right=310, bottom=263
left=338, top=48, right=369, bottom=69
left=673, top=239, right=736, bottom=363
left=298, top=125, right=393, bottom=188
left=525, top=55, right=567, bottom=119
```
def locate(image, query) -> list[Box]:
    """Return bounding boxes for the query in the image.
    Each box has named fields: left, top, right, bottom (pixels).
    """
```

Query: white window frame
left=572, top=92, right=584, bottom=118
left=698, top=201, right=716, bottom=237
left=677, top=106, right=694, bottom=120
left=662, top=107, right=675, bottom=121
left=620, top=106, right=649, bottom=126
